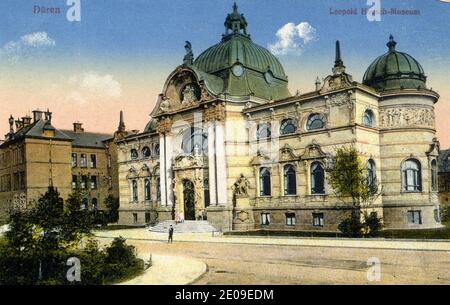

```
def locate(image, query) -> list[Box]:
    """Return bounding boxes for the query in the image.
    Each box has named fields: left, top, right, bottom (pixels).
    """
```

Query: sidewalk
left=96, top=228, right=450, bottom=252
left=117, top=254, right=207, bottom=285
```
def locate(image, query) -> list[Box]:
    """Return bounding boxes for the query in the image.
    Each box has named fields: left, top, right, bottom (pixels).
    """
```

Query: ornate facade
left=117, top=5, right=442, bottom=231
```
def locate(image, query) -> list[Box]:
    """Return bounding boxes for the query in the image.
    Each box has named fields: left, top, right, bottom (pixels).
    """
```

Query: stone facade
left=116, top=5, right=443, bottom=232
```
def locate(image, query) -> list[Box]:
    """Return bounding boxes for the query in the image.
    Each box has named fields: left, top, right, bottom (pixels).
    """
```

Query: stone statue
left=183, top=41, right=194, bottom=65
left=182, top=84, right=197, bottom=103
left=193, top=143, right=201, bottom=156
left=233, top=174, right=250, bottom=197
left=160, top=97, right=171, bottom=112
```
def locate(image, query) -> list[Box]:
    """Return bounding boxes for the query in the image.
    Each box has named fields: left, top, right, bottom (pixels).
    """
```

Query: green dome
left=363, top=35, right=426, bottom=91
left=144, top=118, right=157, bottom=133
left=191, top=4, right=290, bottom=100
left=195, top=35, right=288, bottom=81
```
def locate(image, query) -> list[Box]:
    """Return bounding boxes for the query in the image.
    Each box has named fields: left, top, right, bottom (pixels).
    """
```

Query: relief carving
left=379, top=107, right=435, bottom=128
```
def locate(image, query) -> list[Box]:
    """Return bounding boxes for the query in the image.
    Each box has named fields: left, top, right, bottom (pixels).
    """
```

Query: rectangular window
left=80, top=154, right=87, bottom=168
left=285, top=213, right=296, bottom=226
left=91, top=176, right=98, bottom=189
left=72, top=175, right=77, bottom=189
left=90, top=154, right=97, bottom=168
left=145, top=212, right=151, bottom=224
left=261, top=213, right=271, bottom=226
left=81, top=175, right=87, bottom=189
left=434, top=209, right=441, bottom=223
left=133, top=213, right=138, bottom=224
left=71, top=153, right=77, bottom=167
left=407, top=210, right=422, bottom=225
left=313, top=213, right=324, bottom=227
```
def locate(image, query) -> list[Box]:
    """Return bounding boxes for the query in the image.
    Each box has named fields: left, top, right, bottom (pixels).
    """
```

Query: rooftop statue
left=183, top=41, right=194, bottom=65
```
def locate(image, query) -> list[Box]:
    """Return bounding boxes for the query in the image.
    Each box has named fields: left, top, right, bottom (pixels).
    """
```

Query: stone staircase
left=148, top=220, right=217, bottom=233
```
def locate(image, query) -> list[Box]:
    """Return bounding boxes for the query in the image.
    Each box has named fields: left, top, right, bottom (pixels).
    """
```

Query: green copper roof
left=191, top=4, right=290, bottom=100
left=363, top=35, right=427, bottom=91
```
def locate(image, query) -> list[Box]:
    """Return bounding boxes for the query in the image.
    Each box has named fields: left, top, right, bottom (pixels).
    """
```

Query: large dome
left=195, top=34, right=288, bottom=81
left=190, top=3, right=290, bottom=100
left=363, top=35, right=426, bottom=91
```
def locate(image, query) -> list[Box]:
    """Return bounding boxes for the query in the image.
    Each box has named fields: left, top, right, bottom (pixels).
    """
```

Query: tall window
left=90, top=154, right=97, bottom=168
left=132, top=180, right=138, bottom=202
left=142, top=146, right=151, bottom=159
left=306, top=114, right=325, bottom=131
left=81, top=175, right=87, bottom=189
left=71, top=175, right=77, bottom=189
left=92, top=198, right=98, bottom=211
left=154, top=144, right=160, bottom=156
left=182, top=127, right=208, bottom=154
left=284, top=164, right=297, bottom=195
left=402, top=159, right=422, bottom=192
left=280, top=119, right=296, bottom=135
left=204, top=178, right=210, bottom=207
left=363, top=109, right=375, bottom=127
left=407, top=210, right=422, bottom=224
left=256, top=123, right=271, bottom=140
left=90, top=176, right=98, bottom=189
left=144, top=179, right=151, bottom=201
left=261, top=213, right=271, bottom=225
left=259, top=167, right=271, bottom=196
left=367, top=159, right=376, bottom=192
left=286, top=213, right=296, bottom=226
left=80, top=154, right=87, bottom=168
left=431, top=159, right=438, bottom=191
left=313, top=213, right=324, bottom=227
left=156, top=177, right=161, bottom=201
left=130, top=149, right=138, bottom=160
left=71, top=153, right=77, bottom=167
left=311, top=162, right=325, bottom=194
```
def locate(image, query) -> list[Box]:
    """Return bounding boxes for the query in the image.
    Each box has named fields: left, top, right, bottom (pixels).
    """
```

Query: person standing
left=168, top=225, right=174, bottom=243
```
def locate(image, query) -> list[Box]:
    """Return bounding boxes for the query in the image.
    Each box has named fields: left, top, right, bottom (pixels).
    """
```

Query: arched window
left=311, top=162, right=325, bottom=194
left=367, top=159, right=376, bottom=192
left=306, top=114, right=325, bottom=131
left=144, top=179, right=151, bottom=201
left=284, top=164, right=297, bottom=195
left=182, top=127, right=208, bottom=154
left=156, top=177, right=161, bottom=201
left=280, top=119, right=297, bottom=135
left=257, top=123, right=271, bottom=140
left=431, top=159, right=438, bottom=191
left=154, top=144, right=160, bottom=156
left=130, top=149, right=138, bottom=160
left=363, top=109, right=375, bottom=127
left=142, top=146, right=151, bottom=159
left=260, top=167, right=271, bottom=196
left=132, top=180, right=138, bottom=202
left=92, top=198, right=98, bottom=211
left=402, top=159, right=422, bottom=192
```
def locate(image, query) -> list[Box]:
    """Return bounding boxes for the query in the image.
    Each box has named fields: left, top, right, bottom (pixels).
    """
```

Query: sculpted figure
left=233, top=174, right=250, bottom=196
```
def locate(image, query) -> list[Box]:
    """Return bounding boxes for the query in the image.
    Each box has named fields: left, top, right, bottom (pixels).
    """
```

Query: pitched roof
left=60, top=130, right=112, bottom=148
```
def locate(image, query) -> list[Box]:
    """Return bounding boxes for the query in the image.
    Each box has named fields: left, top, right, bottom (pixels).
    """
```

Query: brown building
left=0, top=109, right=126, bottom=223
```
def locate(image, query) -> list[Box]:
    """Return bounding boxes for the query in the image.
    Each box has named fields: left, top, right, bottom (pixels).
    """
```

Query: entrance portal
left=183, top=180, right=196, bottom=220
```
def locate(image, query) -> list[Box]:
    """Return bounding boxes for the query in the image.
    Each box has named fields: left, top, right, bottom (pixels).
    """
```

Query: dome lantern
left=224, top=3, right=249, bottom=39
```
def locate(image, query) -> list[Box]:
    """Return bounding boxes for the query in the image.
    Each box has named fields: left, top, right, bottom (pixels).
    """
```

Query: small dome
left=363, top=35, right=426, bottom=91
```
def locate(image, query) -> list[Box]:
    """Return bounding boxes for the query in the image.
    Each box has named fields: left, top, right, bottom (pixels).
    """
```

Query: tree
left=327, top=146, right=383, bottom=237
left=105, top=195, right=120, bottom=223
left=61, top=189, right=93, bottom=247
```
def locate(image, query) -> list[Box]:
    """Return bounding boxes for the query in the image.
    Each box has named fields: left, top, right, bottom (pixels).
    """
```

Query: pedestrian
left=168, top=225, right=174, bottom=243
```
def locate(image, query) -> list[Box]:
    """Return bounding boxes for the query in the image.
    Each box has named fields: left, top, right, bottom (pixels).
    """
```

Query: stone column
left=159, top=134, right=166, bottom=206
left=165, top=134, right=174, bottom=206
left=207, top=121, right=217, bottom=205
left=215, top=121, right=227, bottom=205
left=157, top=117, right=174, bottom=207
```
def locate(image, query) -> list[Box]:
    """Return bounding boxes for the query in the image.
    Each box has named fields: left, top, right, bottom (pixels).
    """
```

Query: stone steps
left=148, top=220, right=217, bottom=233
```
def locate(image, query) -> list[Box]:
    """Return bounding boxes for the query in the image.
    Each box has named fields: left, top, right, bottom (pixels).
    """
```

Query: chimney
left=73, top=122, right=84, bottom=133
left=44, top=109, right=52, bottom=123
left=15, top=119, right=23, bottom=130
left=32, top=110, right=43, bottom=122
left=118, top=110, right=125, bottom=132
left=22, top=116, right=32, bottom=126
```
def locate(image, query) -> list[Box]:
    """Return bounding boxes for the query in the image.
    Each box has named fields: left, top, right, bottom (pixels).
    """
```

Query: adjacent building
left=0, top=109, right=126, bottom=222
left=117, top=4, right=442, bottom=231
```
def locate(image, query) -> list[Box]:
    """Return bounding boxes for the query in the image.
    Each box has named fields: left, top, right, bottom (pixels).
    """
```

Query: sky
left=0, top=0, right=449, bottom=145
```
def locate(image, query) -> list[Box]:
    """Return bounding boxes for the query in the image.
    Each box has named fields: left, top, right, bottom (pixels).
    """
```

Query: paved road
left=122, top=239, right=450, bottom=285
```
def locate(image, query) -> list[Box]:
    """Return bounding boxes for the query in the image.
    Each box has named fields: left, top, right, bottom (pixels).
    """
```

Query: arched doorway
left=183, top=179, right=196, bottom=220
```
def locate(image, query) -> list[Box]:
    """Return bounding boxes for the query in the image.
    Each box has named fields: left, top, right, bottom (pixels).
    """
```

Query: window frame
left=280, top=118, right=297, bottom=135
left=407, top=210, right=422, bottom=225
left=312, top=213, right=324, bottom=227
left=259, top=167, right=272, bottom=197
left=402, top=159, right=422, bottom=192
left=283, top=164, right=297, bottom=196
left=261, top=213, right=271, bottom=226
left=132, top=179, right=138, bottom=202
left=306, top=113, right=325, bottom=131
left=144, top=178, right=151, bottom=201
left=90, top=154, right=97, bottom=168
left=142, top=146, right=151, bottom=159
left=285, top=213, right=296, bottom=226
left=71, top=153, right=77, bottom=168
left=311, top=161, right=325, bottom=195
left=80, top=154, right=87, bottom=168
left=256, top=122, right=271, bottom=140
left=363, top=109, right=375, bottom=127
left=130, top=149, right=139, bottom=160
